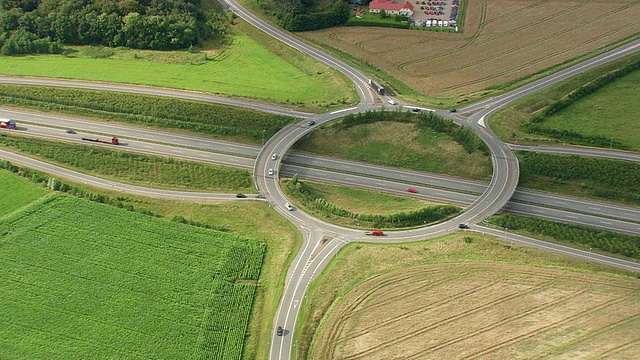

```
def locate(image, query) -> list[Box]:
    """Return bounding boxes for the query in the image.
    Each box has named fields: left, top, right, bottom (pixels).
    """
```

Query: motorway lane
left=0, top=76, right=312, bottom=118
left=474, top=226, right=640, bottom=272
left=0, top=149, right=254, bottom=201
left=509, top=143, right=640, bottom=163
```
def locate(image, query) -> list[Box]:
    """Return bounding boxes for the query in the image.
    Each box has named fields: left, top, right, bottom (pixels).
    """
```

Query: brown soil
left=309, top=263, right=640, bottom=359
left=301, top=0, right=640, bottom=99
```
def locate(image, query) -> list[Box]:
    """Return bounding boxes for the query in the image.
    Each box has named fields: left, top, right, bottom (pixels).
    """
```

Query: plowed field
left=310, top=263, right=640, bottom=359
left=301, top=0, right=640, bottom=99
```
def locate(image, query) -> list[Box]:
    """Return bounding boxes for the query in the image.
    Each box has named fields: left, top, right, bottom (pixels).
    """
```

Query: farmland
left=0, top=195, right=266, bottom=359
left=0, top=169, right=49, bottom=216
left=0, top=20, right=354, bottom=110
left=301, top=0, right=640, bottom=104
left=298, top=233, right=640, bottom=359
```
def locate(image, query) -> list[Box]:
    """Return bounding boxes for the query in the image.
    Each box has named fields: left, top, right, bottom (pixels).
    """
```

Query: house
left=369, top=0, right=414, bottom=17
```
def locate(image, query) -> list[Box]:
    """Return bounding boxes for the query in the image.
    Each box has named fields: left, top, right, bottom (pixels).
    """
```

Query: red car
left=407, top=187, right=418, bottom=193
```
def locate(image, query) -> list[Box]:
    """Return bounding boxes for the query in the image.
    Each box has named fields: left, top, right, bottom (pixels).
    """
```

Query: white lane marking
left=478, top=115, right=486, bottom=128
left=330, top=107, right=358, bottom=115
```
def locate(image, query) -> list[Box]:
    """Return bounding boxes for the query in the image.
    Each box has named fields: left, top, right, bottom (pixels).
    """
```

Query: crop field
left=310, top=263, right=640, bottom=359
left=301, top=0, right=640, bottom=102
left=300, top=234, right=640, bottom=359
left=0, top=169, right=49, bottom=216
left=0, top=20, right=353, bottom=109
left=0, top=195, right=265, bottom=359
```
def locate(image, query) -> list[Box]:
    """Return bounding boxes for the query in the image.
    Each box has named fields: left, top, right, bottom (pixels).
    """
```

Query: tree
left=379, top=9, right=388, bottom=18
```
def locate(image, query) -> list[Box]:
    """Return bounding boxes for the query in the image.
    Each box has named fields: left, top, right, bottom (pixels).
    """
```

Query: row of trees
left=523, top=59, right=640, bottom=148
left=286, top=175, right=460, bottom=228
left=1, top=0, right=228, bottom=55
left=274, top=0, right=351, bottom=31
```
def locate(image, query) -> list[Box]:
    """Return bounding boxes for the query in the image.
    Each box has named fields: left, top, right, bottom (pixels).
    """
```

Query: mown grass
left=0, top=160, right=300, bottom=360
left=294, top=118, right=492, bottom=181
left=294, top=232, right=636, bottom=359
left=0, top=195, right=265, bottom=359
left=0, top=20, right=354, bottom=110
left=0, top=83, right=297, bottom=144
left=282, top=177, right=460, bottom=229
left=490, top=52, right=640, bottom=149
left=0, top=169, right=49, bottom=216
left=517, top=151, right=640, bottom=206
left=0, top=133, right=254, bottom=193
left=291, top=180, right=437, bottom=215
left=487, top=214, right=640, bottom=259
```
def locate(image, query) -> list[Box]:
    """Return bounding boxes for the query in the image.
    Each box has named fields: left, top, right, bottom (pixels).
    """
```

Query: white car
left=387, top=100, right=397, bottom=105
left=271, top=153, right=278, bottom=160
left=285, top=202, right=294, bottom=211
left=268, top=168, right=274, bottom=175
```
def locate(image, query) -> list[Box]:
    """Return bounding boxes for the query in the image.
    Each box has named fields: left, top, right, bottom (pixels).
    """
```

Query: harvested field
left=310, top=263, right=640, bottom=359
left=302, top=0, right=640, bottom=100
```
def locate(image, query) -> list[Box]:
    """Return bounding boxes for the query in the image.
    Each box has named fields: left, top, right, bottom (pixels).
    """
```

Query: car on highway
left=268, top=168, right=274, bottom=175
left=365, top=230, right=384, bottom=236
left=236, top=194, right=247, bottom=198
left=449, top=108, right=458, bottom=113
left=285, top=202, right=294, bottom=211
left=307, top=120, right=316, bottom=126
left=459, top=223, right=469, bottom=229
left=271, top=153, right=278, bottom=160
left=66, top=129, right=76, bottom=134
left=276, top=326, right=283, bottom=336
left=407, top=187, right=418, bottom=193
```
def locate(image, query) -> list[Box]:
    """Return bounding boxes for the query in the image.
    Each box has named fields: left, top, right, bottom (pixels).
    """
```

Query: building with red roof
left=369, top=0, right=414, bottom=17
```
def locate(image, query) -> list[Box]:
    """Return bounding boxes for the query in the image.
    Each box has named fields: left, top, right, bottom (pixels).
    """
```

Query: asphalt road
left=1, top=16, right=639, bottom=359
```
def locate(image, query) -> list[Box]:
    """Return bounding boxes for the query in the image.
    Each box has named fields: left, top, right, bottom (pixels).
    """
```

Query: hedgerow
left=488, top=214, right=640, bottom=259
left=0, top=84, right=296, bottom=141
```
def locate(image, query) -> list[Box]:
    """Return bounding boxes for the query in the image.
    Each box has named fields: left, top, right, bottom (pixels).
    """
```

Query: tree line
left=0, top=0, right=228, bottom=55
left=270, top=0, right=351, bottom=31
left=523, top=59, right=640, bottom=149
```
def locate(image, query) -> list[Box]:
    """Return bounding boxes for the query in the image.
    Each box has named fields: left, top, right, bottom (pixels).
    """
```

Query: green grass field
left=0, top=133, right=254, bottom=193
left=294, top=121, right=492, bottom=180
left=490, top=53, right=640, bottom=150
left=0, top=20, right=353, bottom=110
left=0, top=195, right=265, bottom=359
left=0, top=169, right=49, bottom=216
left=293, top=180, right=436, bottom=215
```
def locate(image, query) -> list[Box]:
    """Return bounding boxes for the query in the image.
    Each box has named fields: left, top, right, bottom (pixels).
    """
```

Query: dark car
left=449, top=108, right=458, bottom=113
left=256, top=194, right=266, bottom=199
left=276, top=326, right=284, bottom=336
left=236, top=194, right=247, bottom=198
left=66, top=129, right=76, bottom=134
left=410, top=108, right=421, bottom=113
left=307, top=121, right=316, bottom=126
left=459, top=223, right=469, bottom=229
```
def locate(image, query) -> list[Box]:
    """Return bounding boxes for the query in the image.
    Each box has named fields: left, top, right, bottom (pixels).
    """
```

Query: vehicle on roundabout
left=268, top=168, right=274, bottom=175
left=285, top=202, right=294, bottom=211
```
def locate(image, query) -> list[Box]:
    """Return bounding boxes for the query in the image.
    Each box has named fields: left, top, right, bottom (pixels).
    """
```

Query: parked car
left=407, top=187, right=418, bottom=193
left=276, top=326, right=284, bottom=336
left=271, top=153, right=278, bottom=160
left=268, top=168, right=274, bottom=175
left=236, top=194, right=247, bottom=198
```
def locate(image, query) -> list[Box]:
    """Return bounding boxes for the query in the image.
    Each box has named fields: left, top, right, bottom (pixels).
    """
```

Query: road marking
left=330, top=107, right=358, bottom=115
left=293, top=300, right=299, bottom=308
left=478, top=115, right=486, bottom=128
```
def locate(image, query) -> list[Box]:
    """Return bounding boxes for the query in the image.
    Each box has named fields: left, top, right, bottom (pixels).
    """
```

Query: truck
left=365, top=230, right=384, bottom=236
left=368, top=79, right=385, bottom=94
left=82, top=136, right=120, bottom=145
left=0, top=119, right=16, bottom=129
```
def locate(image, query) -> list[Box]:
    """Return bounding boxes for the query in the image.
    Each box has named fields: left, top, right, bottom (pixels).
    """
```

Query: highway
left=1, top=8, right=639, bottom=358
